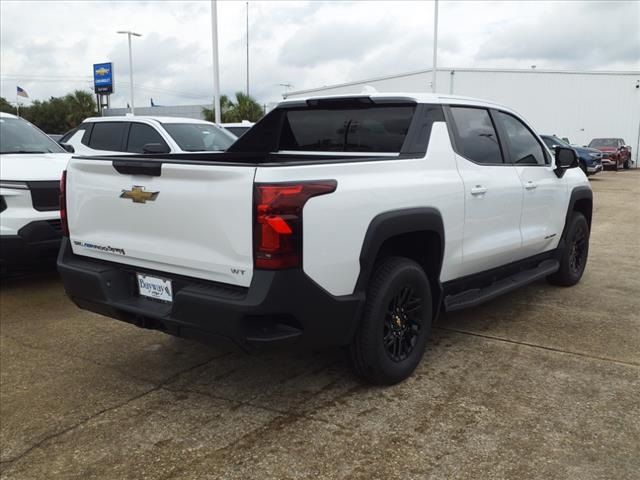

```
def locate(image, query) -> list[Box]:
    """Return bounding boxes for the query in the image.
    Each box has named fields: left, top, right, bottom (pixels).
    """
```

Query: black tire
left=547, top=213, right=589, bottom=286
left=623, top=160, right=630, bottom=170
left=349, top=257, right=432, bottom=385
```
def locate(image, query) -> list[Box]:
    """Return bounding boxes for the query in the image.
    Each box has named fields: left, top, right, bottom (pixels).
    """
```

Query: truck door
left=448, top=106, right=524, bottom=276
left=492, top=110, right=567, bottom=259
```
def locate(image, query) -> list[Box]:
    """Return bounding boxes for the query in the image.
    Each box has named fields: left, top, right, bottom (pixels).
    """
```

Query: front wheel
left=623, top=160, right=630, bottom=170
left=547, top=212, right=589, bottom=286
left=349, top=257, right=432, bottom=385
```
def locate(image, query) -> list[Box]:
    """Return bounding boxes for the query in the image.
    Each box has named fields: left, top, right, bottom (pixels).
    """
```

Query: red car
left=588, top=138, right=632, bottom=170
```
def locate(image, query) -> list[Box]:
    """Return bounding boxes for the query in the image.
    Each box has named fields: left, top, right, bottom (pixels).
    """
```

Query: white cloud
left=1, top=0, right=638, bottom=109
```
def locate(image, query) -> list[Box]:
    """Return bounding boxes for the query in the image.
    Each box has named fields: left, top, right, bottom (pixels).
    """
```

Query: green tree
left=18, top=90, right=96, bottom=133
left=0, top=97, right=17, bottom=115
left=202, top=94, right=234, bottom=123
left=226, top=92, right=264, bottom=123
left=202, top=92, right=264, bottom=123
left=64, top=90, right=97, bottom=127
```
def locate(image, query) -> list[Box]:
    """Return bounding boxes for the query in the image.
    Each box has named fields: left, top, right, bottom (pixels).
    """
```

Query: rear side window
left=126, top=123, right=169, bottom=153
left=449, top=107, right=503, bottom=164
left=88, top=122, right=127, bottom=151
left=163, top=123, right=236, bottom=152
left=494, top=111, right=546, bottom=165
left=279, top=105, right=415, bottom=152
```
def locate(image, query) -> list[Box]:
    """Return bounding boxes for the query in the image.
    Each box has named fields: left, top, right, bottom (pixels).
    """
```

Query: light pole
left=210, top=0, right=221, bottom=124
left=117, top=30, right=142, bottom=115
left=432, top=0, right=439, bottom=93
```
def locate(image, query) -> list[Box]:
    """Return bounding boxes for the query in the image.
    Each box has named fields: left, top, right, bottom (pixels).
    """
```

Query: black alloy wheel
left=349, top=257, right=432, bottom=385
left=547, top=212, right=589, bottom=286
left=383, top=286, right=423, bottom=362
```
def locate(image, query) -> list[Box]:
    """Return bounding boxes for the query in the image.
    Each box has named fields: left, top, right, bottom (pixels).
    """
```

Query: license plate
left=136, top=273, right=173, bottom=302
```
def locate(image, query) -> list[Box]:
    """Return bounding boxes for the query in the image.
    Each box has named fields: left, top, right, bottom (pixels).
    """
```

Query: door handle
left=470, top=185, right=488, bottom=195
left=525, top=181, right=537, bottom=190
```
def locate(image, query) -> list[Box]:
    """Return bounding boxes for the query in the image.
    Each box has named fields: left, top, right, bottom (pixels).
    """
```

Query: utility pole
left=432, top=0, right=439, bottom=93
left=279, top=83, right=293, bottom=99
left=117, top=30, right=142, bottom=115
left=210, top=0, right=221, bottom=123
left=246, top=2, right=250, bottom=96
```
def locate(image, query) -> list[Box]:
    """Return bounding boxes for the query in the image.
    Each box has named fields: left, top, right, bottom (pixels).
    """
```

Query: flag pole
left=16, top=87, right=20, bottom=117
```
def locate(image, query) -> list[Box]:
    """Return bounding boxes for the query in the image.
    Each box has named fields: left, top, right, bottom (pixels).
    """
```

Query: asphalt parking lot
left=1, top=170, right=638, bottom=480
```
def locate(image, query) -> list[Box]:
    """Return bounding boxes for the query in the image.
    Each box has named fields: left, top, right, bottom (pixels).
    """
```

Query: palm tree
left=202, top=92, right=263, bottom=124
left=227, top=92, right=263, bottom=122
left=64, top=90, right=97, bottom=128
left=202, top=94, right=234, bottom=123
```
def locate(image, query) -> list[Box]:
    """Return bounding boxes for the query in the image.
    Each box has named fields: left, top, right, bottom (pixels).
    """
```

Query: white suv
left=0, top=112, right=71, bottom=272
left=59, top=116, right=237, bottom=156
left=57, top=93, right=592, bottom=384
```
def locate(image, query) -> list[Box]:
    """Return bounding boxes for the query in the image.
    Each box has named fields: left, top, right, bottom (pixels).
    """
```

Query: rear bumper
left=0, top=220, right=62, bottom=271
left=57, top=238, right=363, bottom=351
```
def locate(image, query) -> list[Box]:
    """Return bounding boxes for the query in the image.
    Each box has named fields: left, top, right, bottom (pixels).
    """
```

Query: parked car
left=59, top=116, right=237, bottom=156
left=587, top=138, right=632, bottom=170
left=58, top=93, right=591, bottom=385
left=541, top=135, right=602, bottom=176
left=0, top=113, right=71, bottom=273
left=221, top=121, right=254, bottom=138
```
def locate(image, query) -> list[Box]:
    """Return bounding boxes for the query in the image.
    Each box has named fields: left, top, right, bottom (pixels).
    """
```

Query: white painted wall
left=286, top=69, right=640, bottom=164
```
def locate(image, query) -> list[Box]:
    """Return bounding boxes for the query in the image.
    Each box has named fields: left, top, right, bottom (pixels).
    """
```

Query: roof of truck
left=279, top=92, right=513, bottom=112
left=81, top=115, right=216, bottom=125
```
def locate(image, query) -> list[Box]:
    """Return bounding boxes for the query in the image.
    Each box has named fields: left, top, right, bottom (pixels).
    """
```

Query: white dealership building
left=284, top=68, right=640, bottom=164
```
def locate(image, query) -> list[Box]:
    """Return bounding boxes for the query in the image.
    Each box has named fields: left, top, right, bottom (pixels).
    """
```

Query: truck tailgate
left=66, top=158, right=256, bottom=287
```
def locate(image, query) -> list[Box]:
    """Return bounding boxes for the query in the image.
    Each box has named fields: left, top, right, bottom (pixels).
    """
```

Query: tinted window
left=450, top=107, right=503, bottom=164
left=495, top=112, right=546, bottom=165
left=88, top=122, right=127, bottom=151
left=279, top=105, right=415, bottom=152
left=162, top=123, right=235, bottom=151
left=60, top=124, right=91, bottom=146
left=225, top=126, right=249, bottom=137
left=126, top=123, right=169, bottom=153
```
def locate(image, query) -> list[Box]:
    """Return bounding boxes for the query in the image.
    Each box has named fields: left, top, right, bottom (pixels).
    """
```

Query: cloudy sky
left=1, top=0, right=638, bottom=108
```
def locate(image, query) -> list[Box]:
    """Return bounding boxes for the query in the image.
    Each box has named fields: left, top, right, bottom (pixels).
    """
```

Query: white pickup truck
left=57, top=93, right=592, bottom=384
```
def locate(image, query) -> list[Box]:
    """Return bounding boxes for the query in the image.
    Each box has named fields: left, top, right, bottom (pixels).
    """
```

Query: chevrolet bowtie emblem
left=120, top=186, right=159, bottom=203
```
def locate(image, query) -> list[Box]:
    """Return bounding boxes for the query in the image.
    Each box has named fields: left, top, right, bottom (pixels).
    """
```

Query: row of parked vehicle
left=540, top=135, right=633, bottom=177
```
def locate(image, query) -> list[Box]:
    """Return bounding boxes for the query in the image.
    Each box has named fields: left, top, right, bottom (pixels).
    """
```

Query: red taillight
left=254, top=181, right=337, bottom=270
left=60, top=170, right=69, bottom=237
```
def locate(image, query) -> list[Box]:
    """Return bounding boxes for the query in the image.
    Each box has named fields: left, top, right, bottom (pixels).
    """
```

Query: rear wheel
left=624, top=160, right=630, bottom=169
left=349, top=257, right=432, bottom=385
left=547, top=212, right=589, bottom=286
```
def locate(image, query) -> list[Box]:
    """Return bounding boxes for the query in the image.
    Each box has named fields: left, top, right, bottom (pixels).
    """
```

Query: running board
left=444, top=259, right=559, bottom=312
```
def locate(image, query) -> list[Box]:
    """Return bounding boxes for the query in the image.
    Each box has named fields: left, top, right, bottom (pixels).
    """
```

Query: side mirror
left=554, top=146, right=579, bottom=178
left=60, top=143, right=75, bottom=153
left=142, top=143, right=170, bottom=154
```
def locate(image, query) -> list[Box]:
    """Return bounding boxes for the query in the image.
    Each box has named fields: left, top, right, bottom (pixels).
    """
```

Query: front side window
left=279, top=105, right=415, bottom=152
left=449, top=107, right=503, bottom=164
left=163, top=123, right=235, bottom=151
left=0, top=117, right=65, bottom=154
left=88, top=122, right=127, bottom=151
left=126, top=123, right=169, bottom=153
left=495, top=111, right=546, bottom=165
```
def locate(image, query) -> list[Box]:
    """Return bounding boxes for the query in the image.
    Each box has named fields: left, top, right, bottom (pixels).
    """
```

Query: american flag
left=17, top=86, right=29, bottom=98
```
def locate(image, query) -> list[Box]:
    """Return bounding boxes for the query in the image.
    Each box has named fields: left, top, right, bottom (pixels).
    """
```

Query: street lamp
left=117, top=30, right=142, bottom=115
